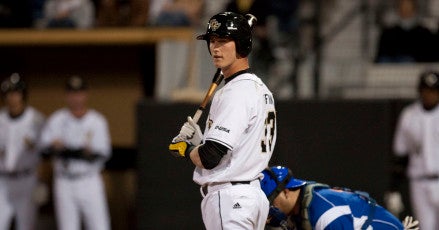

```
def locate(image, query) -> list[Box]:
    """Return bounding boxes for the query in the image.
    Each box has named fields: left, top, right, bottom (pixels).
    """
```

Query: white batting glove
left=186, top=116, right=203, bottom=145
left=402, top=216, right=419, bottom=230
left=384, top=191, right=404, bottom=217
left=172, top=116, right=203, bottom=145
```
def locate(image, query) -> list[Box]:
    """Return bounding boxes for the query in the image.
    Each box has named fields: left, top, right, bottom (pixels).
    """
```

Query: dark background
left=136, top=99, right=413, bottom=229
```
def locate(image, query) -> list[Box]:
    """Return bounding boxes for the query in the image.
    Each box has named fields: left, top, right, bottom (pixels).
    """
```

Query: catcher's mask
left=260, top=166, right=306, bottom=203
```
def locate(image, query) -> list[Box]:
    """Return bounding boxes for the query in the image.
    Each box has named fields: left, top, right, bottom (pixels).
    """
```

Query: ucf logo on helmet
left=209, top=19, right=221, bottom=31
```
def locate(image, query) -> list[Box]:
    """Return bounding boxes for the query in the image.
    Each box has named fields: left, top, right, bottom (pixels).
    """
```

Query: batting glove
left=402, top=216, right=419, bottom=230
left=169, top=140, right=195, bottom=158
left=176, top=116, right=203, bottom=145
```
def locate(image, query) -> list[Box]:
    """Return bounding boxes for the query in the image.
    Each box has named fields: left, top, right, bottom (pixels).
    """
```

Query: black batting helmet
left=197, top=12, right=257, bottom=57
left=1, top=73, right=27, bottom=98
left=418, top=70, right=439, bottom=91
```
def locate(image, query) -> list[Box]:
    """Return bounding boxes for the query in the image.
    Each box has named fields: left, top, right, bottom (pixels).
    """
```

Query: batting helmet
left=196, top=12, right=257, bottom=57
left=418, top=70, right=439, bottom=91
left=1, top=73, right=27, bottom=97
left=260, top=166, right=306, bottom=203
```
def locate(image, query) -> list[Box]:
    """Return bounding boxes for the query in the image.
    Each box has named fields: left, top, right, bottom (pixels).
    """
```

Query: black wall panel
left=136, top=99, right=412, bottom=229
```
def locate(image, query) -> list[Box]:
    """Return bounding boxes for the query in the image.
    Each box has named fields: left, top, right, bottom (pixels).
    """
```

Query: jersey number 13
left=261, top=111, right=276, bottom=153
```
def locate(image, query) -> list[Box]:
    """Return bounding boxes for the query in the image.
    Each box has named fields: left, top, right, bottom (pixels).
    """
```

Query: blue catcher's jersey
left=304, top=186, right=404, bottom=230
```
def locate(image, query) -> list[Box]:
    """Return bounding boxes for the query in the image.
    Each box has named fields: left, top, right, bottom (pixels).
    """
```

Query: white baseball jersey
left=193, top=72, right=277, bottom=185
left=0, top=106, right=45, bottom=230
left=0, top=106, right=45, bottom=172
left=40, top=108, right=111, bottom=175
left=393, top=101, right=439, bottom=178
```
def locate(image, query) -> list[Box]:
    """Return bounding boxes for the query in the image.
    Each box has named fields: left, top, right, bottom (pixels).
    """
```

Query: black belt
left=202, top=181, right=251, bottom=196
left=0, top=169, right=32, bottom=178
left=414, top=174, right=439, bottom=181
left=58, top=171, right=90, bottom=180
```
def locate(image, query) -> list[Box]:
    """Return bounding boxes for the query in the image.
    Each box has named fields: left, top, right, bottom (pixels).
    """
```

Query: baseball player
left=39, top=76, right=111, bottom=230
left=385, top=70, right=439, bottom=230
left=260, top=165, right=420, bottom=230
left=169, top=12, right=277, bottom=229
left=0, top=73, right=45, bottom=230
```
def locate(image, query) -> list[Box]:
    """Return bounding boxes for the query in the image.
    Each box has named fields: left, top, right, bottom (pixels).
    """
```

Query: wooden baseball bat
left=192, top=68, right=223, bottom=123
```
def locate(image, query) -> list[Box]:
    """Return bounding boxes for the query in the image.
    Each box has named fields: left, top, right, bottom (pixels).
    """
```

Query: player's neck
left=8, top=103, right=26, bottom=119
left=222, top=58, right=249, bottom=78
left=70, top=107, right=88, bottom=118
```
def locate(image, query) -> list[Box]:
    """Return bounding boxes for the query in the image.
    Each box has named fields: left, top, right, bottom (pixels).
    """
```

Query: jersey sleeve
left=89, top=114, right=111, bottom=158
left=39, top=112, right=62, bottom=148
left=393, top=108, right=410, bottom=156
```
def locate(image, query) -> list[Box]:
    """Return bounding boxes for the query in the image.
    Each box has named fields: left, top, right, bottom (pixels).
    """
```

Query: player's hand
left=176, top=116, right=203, bottom=145
left=402, top=216, right=419, bottom=230
left=168, top=140, right=195, bottom=158
left=186, top=116, right=202, bottom=145
left=384, top=191, right=404, bottom=216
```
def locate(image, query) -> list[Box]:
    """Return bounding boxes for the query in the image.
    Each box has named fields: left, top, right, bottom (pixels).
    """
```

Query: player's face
left=272, top=189, right=297, bottom=216
left=66, top=90, right=88, bottom=110
left=209, top=36, right=237, bottom=69
left=5, top=91, right=24, bottom=113
left=419, top=88, right=439, bottom=110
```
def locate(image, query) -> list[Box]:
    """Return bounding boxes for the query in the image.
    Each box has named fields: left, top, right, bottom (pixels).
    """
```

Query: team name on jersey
left=215, top=125, right=230, bottom=133
left=264, top=94, right=274, bottom=105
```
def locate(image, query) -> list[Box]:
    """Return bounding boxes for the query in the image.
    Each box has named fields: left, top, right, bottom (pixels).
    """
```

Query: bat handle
left=193, top=109, right=203, bottom=124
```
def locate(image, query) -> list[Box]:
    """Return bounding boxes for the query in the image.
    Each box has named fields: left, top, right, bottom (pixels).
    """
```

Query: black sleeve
left=198, top=140, right=229, bottom=169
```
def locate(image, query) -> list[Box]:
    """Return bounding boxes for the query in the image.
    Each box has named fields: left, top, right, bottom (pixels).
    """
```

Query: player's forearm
left=189, top=146, right=204, bottom=168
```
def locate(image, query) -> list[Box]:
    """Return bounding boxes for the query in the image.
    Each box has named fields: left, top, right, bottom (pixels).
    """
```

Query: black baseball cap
left=65, top=76, right=88, bottom=91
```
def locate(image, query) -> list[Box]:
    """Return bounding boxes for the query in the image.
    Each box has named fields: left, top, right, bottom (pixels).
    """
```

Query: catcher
left=260, top=165, right=420, bottom=230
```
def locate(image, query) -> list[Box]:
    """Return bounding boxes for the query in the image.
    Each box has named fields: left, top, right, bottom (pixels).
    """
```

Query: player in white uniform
left=0, top=73, right=45, bottom=230
left=169, top=12, right=277, bottom=229
left=386, top=70, right=439, bottom=229
left=39, top=76, right=111, bottom=230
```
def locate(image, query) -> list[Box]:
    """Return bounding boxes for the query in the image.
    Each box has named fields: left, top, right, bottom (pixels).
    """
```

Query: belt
left=413, top=174, right=439, bottom=181
left=200, top=180, right=259, bottom=197
left=0, top=169, right=32, bottom=178
left=58, top=171, right=90, bottom=180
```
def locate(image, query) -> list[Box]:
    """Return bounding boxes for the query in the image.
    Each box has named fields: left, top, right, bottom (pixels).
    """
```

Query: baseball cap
left=1, top=73, right=27, bottom=95
left=418, top=71, right=439, bottom=90
left=66, top=76, right=88, bottom=91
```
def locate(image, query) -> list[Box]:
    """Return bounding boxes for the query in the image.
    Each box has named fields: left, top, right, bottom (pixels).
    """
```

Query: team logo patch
left=207, top=119, right=213, bottom=130
left=215, top=125, right=230, bottom=133
left=209, top=19, right=221, bottom=31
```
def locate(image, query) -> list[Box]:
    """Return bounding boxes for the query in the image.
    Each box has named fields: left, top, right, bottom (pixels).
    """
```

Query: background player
left=169, top=12, right=277, bottom=229
left=385, top=70, right=439, bottom=230
left=40, top=76, right=111, bottom=230
left=260, top=165, right=419, bottom=230
left=0, top=73, right=45, bottom=230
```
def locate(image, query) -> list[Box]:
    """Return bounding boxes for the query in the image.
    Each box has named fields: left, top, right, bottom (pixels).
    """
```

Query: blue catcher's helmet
left=261, top=166, right=306, bottom=203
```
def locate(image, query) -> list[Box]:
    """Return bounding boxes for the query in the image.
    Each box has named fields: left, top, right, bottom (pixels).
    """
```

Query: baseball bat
left=192, top=68, right=224, bottom=123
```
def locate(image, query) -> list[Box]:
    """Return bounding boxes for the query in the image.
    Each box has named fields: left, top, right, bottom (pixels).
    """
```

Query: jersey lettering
left=261, top=111, right=276, bottom=153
